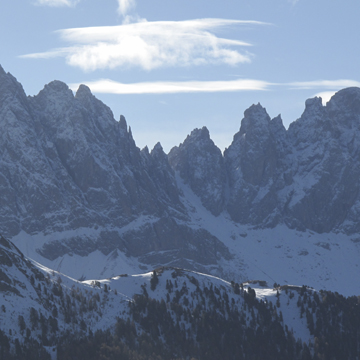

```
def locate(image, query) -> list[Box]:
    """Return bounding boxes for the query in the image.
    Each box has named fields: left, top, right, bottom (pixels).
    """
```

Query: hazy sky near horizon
left=1, top=0, right=359, bottom=152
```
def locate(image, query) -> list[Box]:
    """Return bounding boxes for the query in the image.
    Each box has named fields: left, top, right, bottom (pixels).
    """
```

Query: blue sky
left=1, top=0, right=359, bottom=152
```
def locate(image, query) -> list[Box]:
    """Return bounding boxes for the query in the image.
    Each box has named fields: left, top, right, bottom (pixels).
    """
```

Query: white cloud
left=289, top=80, right=360, bottom=89
left=70, top=78, right=271, bottom=94
left=35, top=0, right=79, bottom=7
left=117, top=0, right=136, bottom=16
left=314, top=91, right=337, bottom=105
left=22, top=19, right=267, bottom=71
left=289, top=80, right=360, bottom=105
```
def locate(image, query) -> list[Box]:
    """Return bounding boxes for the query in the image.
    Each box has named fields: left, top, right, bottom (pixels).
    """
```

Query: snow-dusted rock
left=168, top=126, right=227, bottom=216
left=0, top=67, right=230, bottom=271
left=171, top=89, right=360, bottom=234
left=224, top=104, right=289, bottom=226
left=2, top=65, right=360, bottom=286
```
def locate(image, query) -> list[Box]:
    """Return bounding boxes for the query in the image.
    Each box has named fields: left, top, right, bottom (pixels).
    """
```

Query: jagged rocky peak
left=302, top=96, right=326, bottom=125
left=283, top=88, right=360, bottom=234
left=170, top=126, right=213, bottom=151
left=288, top=96, right=329, bottom=146
left=239, top=105, right=287, bottom=148
left=225, top=103, right=280, bottom=185
left=169, top=126, right=226, bottom=216
left=327, top=87, right=360, bottom=112
left=141, top=145, right=150, bottom=156
left=117, top=115, right=134, bottom=141
left=222, top=103, right=291, bottom=226
left=270, top=114, right=283, bottom=127
left=289, top=88, right=360, bottom=147
left=150, top=142, right=171, bottom=169
left=0, top=67, right=28, bottom=107
left=75, top=84, right=116, bottom=129
left=74, top=83, right=97, bottom=107
left=304, top=96, right=323, bottom=110
left=151, top=142, right=166, bottom=159
left=326, top=87, right=360, bottom=129
left=169, top=126, right=219, bottom=158
left=239, top=103, right=271, bottom=136
left=75, top=83, right=92, bottom=98
left=119, top=114, right=128, bottom=130
left=30, top=79, right=76, bottom=118
left=270, top=114, right=287, bottom=138
left=189, top=126, right=211, bottom=141
left=225, top=103, right=272, bottom=164
left=38, top=80, right=74, bottom=100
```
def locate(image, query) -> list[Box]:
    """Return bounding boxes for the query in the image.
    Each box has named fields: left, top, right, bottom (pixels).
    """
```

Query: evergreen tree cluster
left=54, top=276, right=312, bottom=360
left=294, top=287, right=360, bottom=360
left=2, top=265, right=360, bottom=360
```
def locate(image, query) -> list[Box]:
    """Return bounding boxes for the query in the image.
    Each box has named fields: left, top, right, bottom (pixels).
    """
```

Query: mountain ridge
left=1, top=234, right=359, bottom=360
left=1, top=66, right=360, bottom=295
left=2, top=65, right=360, bottom=358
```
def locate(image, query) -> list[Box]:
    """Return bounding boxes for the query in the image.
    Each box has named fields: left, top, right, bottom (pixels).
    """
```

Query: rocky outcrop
left=168, top=127, right=227, bottom=216
left=224, top=104, right=289, bottom=226
left=171, top=88, right=360, bottom=234
left=1, top=64, right=360, bottom=274
left=0, top=67, right=230, bottom=269
left=286, top=88, right=360, bottom=233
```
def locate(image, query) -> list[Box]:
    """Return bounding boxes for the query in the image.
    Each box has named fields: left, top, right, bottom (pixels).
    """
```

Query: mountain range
left=1, top=65, right=360, bottom=294
left=1, top=233, right=359, bottom=360
left=1, top=65, right=360, bottom=358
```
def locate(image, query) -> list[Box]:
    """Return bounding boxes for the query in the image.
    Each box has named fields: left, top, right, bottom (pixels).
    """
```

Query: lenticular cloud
left=35, top=0, right=79, bottom=7
left=70, top=78, right=271, bottom=95
left=22, top=19, right=267, bottom=71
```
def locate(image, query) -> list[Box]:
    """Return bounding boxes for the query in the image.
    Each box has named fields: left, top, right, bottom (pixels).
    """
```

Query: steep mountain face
left=174, top=88, right=360, bottom=234
left=1, top=236, right=360, bottom=360
left=0, top=235, right=38, bottom=297
left=0, top=66, right=230, bottom=271
left=224, top=104, right=290, bottom=227
left=286, top=90, right=360, bottom=233
left=3, top=65, right=360, bottom=359
left=168, top=126, right=227, bottom=216
left=2, top=64, right=360, bottom=284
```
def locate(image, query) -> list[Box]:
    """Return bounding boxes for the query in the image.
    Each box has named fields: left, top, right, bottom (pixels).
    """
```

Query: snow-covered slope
left=2, top=235, right=360, bottom=360
left=174, top=174, right=360, bottom=297
left=1, top=65, right=360, bottom=298
left=0, top=65, right=230, bottom=275
left=0, top=236, right=318, bottom=356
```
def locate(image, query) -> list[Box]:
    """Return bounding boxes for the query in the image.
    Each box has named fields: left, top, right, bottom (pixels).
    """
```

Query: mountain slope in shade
left=1, top=65, right=360, bottom=296
left=175, top=89, right=360, bottom=234
left=0, top=66, right=230, bottom=275
left=1, top=237, right=360, bottom=360
left=168, top=126, right=227, bottom=216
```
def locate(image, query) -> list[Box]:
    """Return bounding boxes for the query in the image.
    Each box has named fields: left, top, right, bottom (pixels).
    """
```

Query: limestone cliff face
left=1, top=64, right=360, bottom=273
left=285, top=88, right=360, bottom=233
left=172, top=88, right=360, bottom=234
left=0, top=67, right=231, bottom=268
left=224, top=104, right=289, bottom=226
left=168, top=127, right=227, bottom=216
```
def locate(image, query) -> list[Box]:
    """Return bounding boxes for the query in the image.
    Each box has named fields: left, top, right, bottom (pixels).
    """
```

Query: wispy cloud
left=22, top=19, right=268, bottom=71
left=68, top=78, right=360, bottom=96
left=314, top=91, right=337, bottom=105
left=117, top=0, right=136, bottom=17
left=287, top=80, right=360, bottom=105
left=34, top=0, right=79, bottom=7
left=70, top=78, right=271, bottom=94
left=289, top=80, right=360, bottom=89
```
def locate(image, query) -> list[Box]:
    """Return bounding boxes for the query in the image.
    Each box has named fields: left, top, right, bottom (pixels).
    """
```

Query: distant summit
left=1, top=65, right=360, bottom=290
